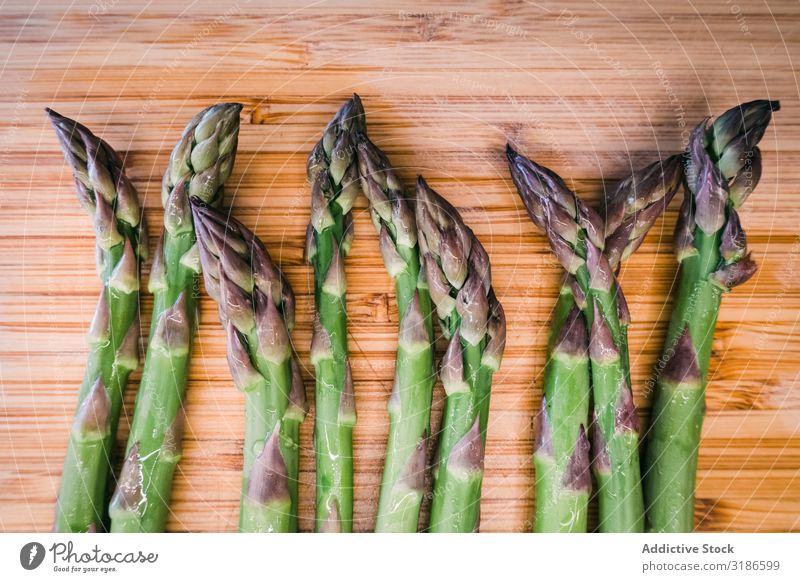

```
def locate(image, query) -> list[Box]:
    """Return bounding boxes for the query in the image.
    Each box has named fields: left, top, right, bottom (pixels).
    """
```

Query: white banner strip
left=1, top=533, right=798, bottom=581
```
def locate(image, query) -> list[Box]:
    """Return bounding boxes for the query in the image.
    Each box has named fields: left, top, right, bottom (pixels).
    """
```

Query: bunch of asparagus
left=522, top=154, right=682, bottom=532
left=48, top=96, right=778, bottom=534
left=644, top=100, right=779, bottom=532
left=507, top=146, right=682, bottom=532
left=48, top=111, right=147, bottom=533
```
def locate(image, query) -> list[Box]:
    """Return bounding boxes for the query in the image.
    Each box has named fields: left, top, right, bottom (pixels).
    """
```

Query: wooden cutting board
left=1, top=0, right=798, bottom=533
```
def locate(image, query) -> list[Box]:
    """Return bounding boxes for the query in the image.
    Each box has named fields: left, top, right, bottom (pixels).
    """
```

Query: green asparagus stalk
left=190, top=201, right=307, bottom=532
left=354, top=132, right=436, bottom=532
left=534, top=279, right=591, bottom=533
left=306, top=95, right=365, bottom=532
left=109, top=103, right=242, bottom=532
left=644, top=100, right=779, bottom=532
left=416, top=177, right=506, bottom=533
left=531, top=155, right=682, bottom=533
left=48, top=110, right=147, bottom=533
left=507, top=146, right=682, bottom=532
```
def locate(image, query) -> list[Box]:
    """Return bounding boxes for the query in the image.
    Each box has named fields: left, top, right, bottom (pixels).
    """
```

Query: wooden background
left=1, top=0, right=798, bottom=533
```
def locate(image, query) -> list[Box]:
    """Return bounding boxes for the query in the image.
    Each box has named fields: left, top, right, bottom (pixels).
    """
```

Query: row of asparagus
left=49, top=94, right=504, bottom=534
left=49, top=96, right=777, bottom=533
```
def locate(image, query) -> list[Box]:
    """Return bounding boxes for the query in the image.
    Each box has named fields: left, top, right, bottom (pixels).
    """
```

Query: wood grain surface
left=1, top=0, right=799, bottom=533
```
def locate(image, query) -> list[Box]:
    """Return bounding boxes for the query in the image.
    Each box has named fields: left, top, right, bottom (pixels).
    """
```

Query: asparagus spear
left=531, top=155, right=682, bottom=532
left=354, top=132, right=435, bottom=532
left=47, top=110, right=147, bottom=533
left=416, top=177, right=506, bottom=533
left=109, top=103, right=242, bottom=532
left=644, top=100, right=779, bottom=532
left=534, top=279, right=591, bottom=533
left=306, top=95, right=365, bottom=532
left=190, top=201, right=306, bottom=532
left=507, top=146, right=682, bottom=532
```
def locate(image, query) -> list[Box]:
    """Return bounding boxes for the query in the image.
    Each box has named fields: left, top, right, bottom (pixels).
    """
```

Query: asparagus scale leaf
left=644, top=100, right=779, bottom=532
left=109, top=103, right=242, bottom=532
left=416, top=177, right=506, bottom=533
left=48, top=110, right=147, bottom=533
left=306, top=95, right=365, bottom=532
left=191, top=201, right=307, bottom=532
left=353, top=130, right=436, bottom=532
